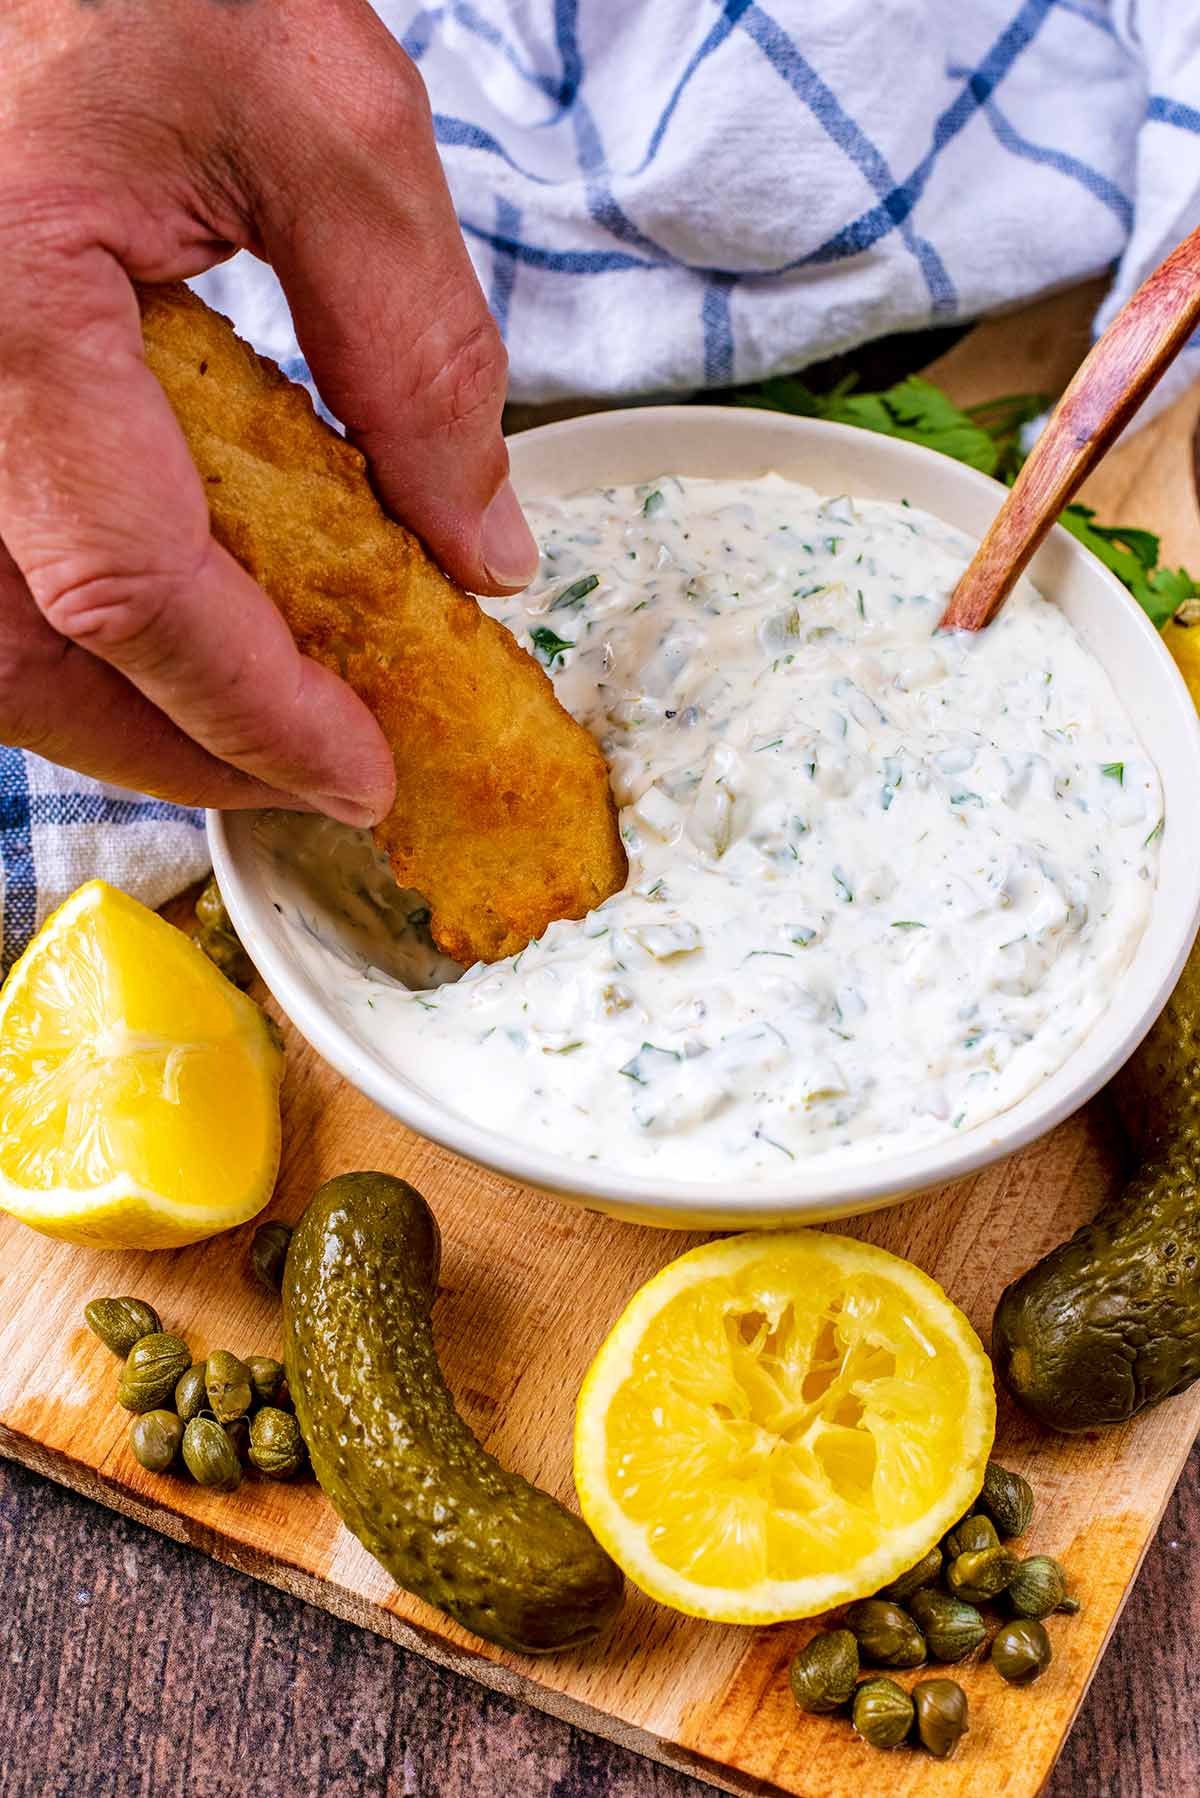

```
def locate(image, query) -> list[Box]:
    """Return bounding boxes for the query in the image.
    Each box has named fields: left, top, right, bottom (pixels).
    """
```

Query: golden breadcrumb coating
left=138, top=283, right=625, bottom=965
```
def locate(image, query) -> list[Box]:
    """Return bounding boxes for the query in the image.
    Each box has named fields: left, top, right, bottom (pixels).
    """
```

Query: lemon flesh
left=575, top=1230, right=995, bottom=1623
left=0, top=880, right=283, bottom=1249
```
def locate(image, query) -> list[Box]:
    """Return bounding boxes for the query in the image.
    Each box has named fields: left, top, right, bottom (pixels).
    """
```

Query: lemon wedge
left=574, top=1230, right=995, bottom=1623
left=0, top=880, right=283, bottom=1250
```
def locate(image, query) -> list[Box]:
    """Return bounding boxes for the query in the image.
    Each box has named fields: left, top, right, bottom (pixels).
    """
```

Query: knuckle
left=34, top=561, right=185, bottom=670
left=0, top=177, right=106, bottom=274
left=414, top=309, right=508, bottom=443
left=349, top=52, right=431, bottom=151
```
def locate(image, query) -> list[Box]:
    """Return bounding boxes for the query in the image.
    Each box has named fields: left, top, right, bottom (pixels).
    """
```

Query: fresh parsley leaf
left=1136, top=565, right=1199, bottom=630
left=740, top=375, right=1003, bottom=475
left=963, top=393, right=1049, bottom=482
left=529, top=625, right=575, bottom=666
left=735, top=375, right=1197, bottom=634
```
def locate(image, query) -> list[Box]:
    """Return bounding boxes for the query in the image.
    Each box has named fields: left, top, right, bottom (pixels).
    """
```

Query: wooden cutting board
left=3, top=284, right=1200, bottom=1798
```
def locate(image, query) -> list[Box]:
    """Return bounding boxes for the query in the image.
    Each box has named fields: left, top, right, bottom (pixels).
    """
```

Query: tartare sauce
left=264, top=475, right=1162, bottom=1180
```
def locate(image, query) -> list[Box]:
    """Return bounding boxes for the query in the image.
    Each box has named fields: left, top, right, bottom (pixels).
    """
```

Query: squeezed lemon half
left=574, top=1230, right=995, bottom=1623
left=0, top=880, right=283, bottom=1250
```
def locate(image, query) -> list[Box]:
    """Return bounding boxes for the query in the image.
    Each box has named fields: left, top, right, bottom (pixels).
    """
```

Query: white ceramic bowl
left=209, top=405, right=1200, bottom=1230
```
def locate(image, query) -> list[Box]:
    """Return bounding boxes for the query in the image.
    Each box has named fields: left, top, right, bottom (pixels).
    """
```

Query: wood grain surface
left=4, top=1445, right=1196, bottom=1798
left=8, top=1079, right=1188, bottom=1798
left=4, top=284, right=1200, bottom=1797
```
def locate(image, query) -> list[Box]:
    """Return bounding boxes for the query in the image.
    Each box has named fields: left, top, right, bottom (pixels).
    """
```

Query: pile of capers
left=789, top=1460, right=1079, bottom=1759
left=84, top=1294, right=306, bottom=1490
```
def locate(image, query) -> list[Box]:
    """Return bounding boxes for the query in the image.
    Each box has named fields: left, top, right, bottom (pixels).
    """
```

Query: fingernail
left=481, top=480, right=539, bottom=590
left=306, top=793, right=383, bottom=830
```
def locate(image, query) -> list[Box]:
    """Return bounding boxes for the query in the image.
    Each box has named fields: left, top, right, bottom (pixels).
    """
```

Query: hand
left=0, top=0, right=538, bottom=824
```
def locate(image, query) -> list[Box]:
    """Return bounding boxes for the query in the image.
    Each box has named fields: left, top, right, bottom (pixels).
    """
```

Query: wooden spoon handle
left=941, top=225, right=1200, bottom=632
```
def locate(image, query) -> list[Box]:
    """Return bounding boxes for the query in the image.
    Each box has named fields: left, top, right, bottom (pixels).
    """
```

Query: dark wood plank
left=3, top=1450, right=1197, bottom=1797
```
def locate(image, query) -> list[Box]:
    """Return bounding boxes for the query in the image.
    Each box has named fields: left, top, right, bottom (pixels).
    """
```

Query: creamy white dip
left=263, top=475, right=1162, bottom=1180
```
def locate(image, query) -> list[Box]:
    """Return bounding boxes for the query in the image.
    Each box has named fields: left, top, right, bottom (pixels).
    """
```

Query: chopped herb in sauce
left=529, top=625, right=575, bottom=666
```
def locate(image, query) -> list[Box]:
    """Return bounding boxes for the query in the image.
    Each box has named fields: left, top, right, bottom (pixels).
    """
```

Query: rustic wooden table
left=2, top=1447, right=1196, bottom=1796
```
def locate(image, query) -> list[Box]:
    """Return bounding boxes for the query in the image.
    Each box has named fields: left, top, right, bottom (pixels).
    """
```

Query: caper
left=194, top=877, right=255, bottom=988
left=946, top=1543, right=1020, bottom=1604
left=205, top=1349, right=253, bottom=1423
left=908, top=1589, right=987, bottom=1664
left=245, top=1354, right=285, bottom=1408
left=912, top=1678, right=968, bottom=1759
left=248, top=1406, right=306, bottom=1479
left=224, top=1415, right=251, bottom=1459
left=1007, top=1554, right=1072, bottom=1619
left=992, top=1618, right=1052, bottom=1685
left=84, top=1296, right=161, bottom=1357
left=976, top=1460, right=1034, bottom=1539
left=182, top=1415, right=242, bottom=1492
left=129, top=1409, right=184, bottom=1474
left=944, top=1513, right=999, bottom=1560
left=117, top=1332, right=192, bottom=1413
left=174, top=1363, right=207, bottom=1424
left=844, top=1598, right=925, bottom=1669
left=879, top=1545, right=943, bottom=1604
left=788, top=1629, right=859, bottom=1714
left=851, top=1677, right=914, bottom=1749
left=194, top=875, right=232, bottom=935
left=250, top=1221, right=292, bottom=1293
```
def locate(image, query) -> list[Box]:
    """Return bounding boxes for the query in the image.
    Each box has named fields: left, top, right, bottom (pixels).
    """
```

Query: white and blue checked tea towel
left=6, top=0, right=1199, bottom=967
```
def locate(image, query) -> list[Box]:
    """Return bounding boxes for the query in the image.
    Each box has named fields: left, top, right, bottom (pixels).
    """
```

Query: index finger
left=0, top=237, right=395, bottom=826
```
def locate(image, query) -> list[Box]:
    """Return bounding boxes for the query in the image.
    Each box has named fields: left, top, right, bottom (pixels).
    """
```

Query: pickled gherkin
left=995, top=938, right=1200, bottom=1431
left=282, top=1173, right=623, bottom=1654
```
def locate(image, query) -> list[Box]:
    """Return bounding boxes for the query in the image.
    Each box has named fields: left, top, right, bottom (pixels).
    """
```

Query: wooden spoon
left=940, top=225, right=1200, bottom=632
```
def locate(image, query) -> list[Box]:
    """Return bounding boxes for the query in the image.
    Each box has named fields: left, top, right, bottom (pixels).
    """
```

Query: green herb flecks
left=891, top=920, right=926, bottom=930
left=1101, top=762, right=1125, bottom=784
left=549, top=574, right=599, bottom=613
left=755, top=1128, right=796, bottom=1161
left=530, top=625, right=575, bottom=667
left=642, top=489, right=666, bottom=516
left=618, top=1042, right=682, bottom=1086
left=733, top=374, right=1197, bottom=631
